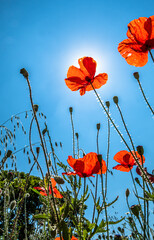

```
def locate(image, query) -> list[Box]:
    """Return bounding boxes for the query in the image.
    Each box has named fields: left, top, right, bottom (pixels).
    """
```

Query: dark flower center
left=85, top=76, right=91, bottom=82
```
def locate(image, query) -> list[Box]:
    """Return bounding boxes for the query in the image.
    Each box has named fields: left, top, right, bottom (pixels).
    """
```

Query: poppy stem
left=90, top=81, right=154, bottom=191
left=129, top=168, right=141, bottom=206
left=149, top=49, right=154, bottom=63
left=135, top=77, right=154, bottom=115
left=80, top=177, right=86, bottom=240
left=105, top=105, right=110, bottom=198
left=92, top=127, right=100, bottom=223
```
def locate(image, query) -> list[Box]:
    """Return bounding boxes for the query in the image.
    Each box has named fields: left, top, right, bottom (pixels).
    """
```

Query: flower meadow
left=0, top=15, right=154, bottom=240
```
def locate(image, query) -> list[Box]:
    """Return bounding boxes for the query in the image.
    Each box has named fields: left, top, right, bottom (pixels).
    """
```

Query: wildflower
left=63, top=152, right=107, bottom=177
left=136, top=166, right=154, bottom=183
left=113, top=150, right=145, bottom=172
left=34, top=178, right=63, bottom=198
left=65, top=57, right=108, bottom=95
left=118, top=16, right=154, bottom=67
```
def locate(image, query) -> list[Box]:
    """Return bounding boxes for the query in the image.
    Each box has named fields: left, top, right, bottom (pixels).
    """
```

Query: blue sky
left=0, top=0, right=154, bottom=232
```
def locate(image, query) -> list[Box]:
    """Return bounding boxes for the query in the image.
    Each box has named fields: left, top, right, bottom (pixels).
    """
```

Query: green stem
left=80, top=177, right=86, bottom=240
left=92, top=128, right=99, bottom=223
left=136, top=77, right=154, bottom=115
left=105, top=106, right=110, bottom=198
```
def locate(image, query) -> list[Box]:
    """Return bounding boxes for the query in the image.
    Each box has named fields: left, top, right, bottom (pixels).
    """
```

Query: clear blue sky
left=0, top=0, right=154, bottom=231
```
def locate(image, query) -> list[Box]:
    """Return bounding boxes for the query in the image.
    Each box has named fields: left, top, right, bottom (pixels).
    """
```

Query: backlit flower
left=113, top=150, right=145, bottom=172
left=65, top=57, right=108, bottom=95
left=34, top=178, right=63, bottom=198
left=136, top=166, right=154, bottom=183
left=63, top=152, right=107, bottom=177
left=118, top=16, right=154, bottom=67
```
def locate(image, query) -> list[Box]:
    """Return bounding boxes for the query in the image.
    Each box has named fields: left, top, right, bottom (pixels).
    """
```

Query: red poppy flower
left=118, top=16, right=154, bottom=67
left=113, top=150, right=145, bottom=172
left=136, top=166, right=154, bottom=183
left=65, top=57, right=108, bottom=95
left=55, top=237, right=78, bottom=240
left=62, top=152, right=107, bottom=177
left=34, top=178, right=63, bottom=198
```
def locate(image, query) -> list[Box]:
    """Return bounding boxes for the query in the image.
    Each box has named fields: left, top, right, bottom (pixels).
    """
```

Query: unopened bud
left=6, top=150, right=12, bottom=158
left=97, top=123, right=101, bottom=131
left=113, top=96, right=119, bottom=104
left=135, top=177, right=140, bottom=185
left=33, top=104, right=39, bottom=112
left=75, top=133, right=79, bottom=139
left=20, top=68, right=29, bottom=79
left=9, top=200, right=16, bottom=210
left=42, top=128, right=47, bottom=135
left=136, top=146, right=144, bottom=156
left=133, top=72, right=139, bottom=80
left=36, top=147, right=40, bottom=156
left=69, top=107, right=73, bottom=114
left=54, top=176, right=65, bottom=184
left=105, top=101, right=110, bottom=108
left=131, top=204, right=141, bottom=218
left=125, top=188, right=130, bottom=198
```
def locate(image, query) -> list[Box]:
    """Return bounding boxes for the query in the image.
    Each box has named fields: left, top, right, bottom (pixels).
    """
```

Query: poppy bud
left=97, top=123, right=101, bottom=130
left=75, top=133, right=79, bottom=139
left=20, top=68, right=29, bottom=79
left=6, top=150, right=12, bottom=158
left=133, top=72, right=139, bottom=80
left=105, top=101, right=110, bottom=108
left=125, top=188, right=130, bottom=198
left=42, top=128, right=47, bottom=135
left=36, top=147, right=40, bottom=156
left=136, top=145, right=144, bottom=156
left=33, top=104, right=39, bottom=112
left=131, top=204, right=141, bottom=218
left=54, top=176, right=65, bottom=184
left=113, top=96, right=119, bottom=104
left=135, top=177, right=140, bottom=185
left=9, top=200, right=16, bottom=210
left=69, top=107, right=73, bottom=114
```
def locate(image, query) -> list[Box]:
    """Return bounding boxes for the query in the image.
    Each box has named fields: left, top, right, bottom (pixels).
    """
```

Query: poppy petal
left=144, top=16, right=154, bottom=41
left=96, top=160, right=107, bottom=174
left=78, top=57, right=96, bottom=78
left=85, top=73, right=108, bottom=92
left=51, top=178, right=57, bottom=188
left=65, top=77, right=86, bottom=91
left=80, top=87, right=86, bottom=96
left=39, top=191, right=47, bottom=196
left=53, top=188, right=63, bottom=198
left=114, top=150, right=130, bottom=164
left=127, top=17, right=148, bottom=43
left=118, top=38, right=148, bottom=67
left=62, top=171, right=77, bottom=176
left=67, top=156, right=79, bottom=169
left=67, top=66, right=85, bottom=80
left=113, top=164, right=133, bottom=172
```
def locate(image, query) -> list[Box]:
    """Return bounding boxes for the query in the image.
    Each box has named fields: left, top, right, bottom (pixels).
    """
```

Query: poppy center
left=85, top=76, right=92, bottom=82
left=123, top=153, right=130, bottom=164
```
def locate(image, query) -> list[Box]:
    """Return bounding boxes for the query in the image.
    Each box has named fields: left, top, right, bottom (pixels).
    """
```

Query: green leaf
left=106, top=195, right=119, bottom=207
left=108, top=217, right=125, bottom=225
left=33, top=213, right=51, bottom=220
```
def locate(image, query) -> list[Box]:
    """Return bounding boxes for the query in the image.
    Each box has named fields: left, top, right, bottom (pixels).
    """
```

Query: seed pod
left=20, top=68, right=29, bottom=79
left=69, top=107, right=73, bottom=114
left=97, top=123, right=101, bottom=130
left=33, top=104, right=39, bottom=112
left=131, top=204, right=141, bottom=218
left=54, top=176, right=65, bottom=184
left=113, top=96, right=119, bottom=104
left=125, top=188, right=130, bottom=198
left=136, top=145, right=144, bottom=156
left=133, top=72, right=139, bottom=80
left=105, top=101, right=110, bottom=108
